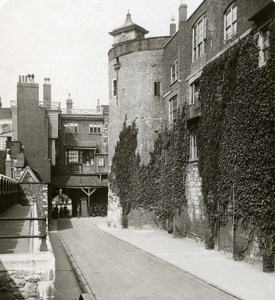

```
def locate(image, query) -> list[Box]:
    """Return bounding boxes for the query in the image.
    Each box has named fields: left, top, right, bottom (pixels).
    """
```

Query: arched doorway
left=52, top=189, right=72, bottom=218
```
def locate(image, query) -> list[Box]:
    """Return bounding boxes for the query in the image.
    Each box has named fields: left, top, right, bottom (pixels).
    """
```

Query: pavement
left=56, top=218, right=237, bottom=300
left=91, top=217, right=275, bottom=300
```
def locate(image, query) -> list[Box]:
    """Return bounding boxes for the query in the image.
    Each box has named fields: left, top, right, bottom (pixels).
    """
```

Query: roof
left=19, top=166, right=43, bottom=183
left=65, top=140, right=98, bottom=148
left=109, top=12, right=149, bottom=36
left=51, top=175, right=108, bottom=188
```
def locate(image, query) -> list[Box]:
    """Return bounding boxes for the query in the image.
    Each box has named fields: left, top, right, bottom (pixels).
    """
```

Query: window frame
left=98, top=156, right=105, bottom=167
left=190, top=80, right=200, bottom=105
left=112, top=79, right=118, bottom=97
left=170, top=59, right=178, bottom=84
left=190, top=130, right=198, bottom=161
left=258, top=25, right=270, bottom=67
left=192, top=15, right=206, bottom=62
left=89, top=124, right=102, bottom=134
left=169, top=95, right=178, bottom=125
left=224, top=2, right=237, bottom=41
left=64, top=123, right=78, bottom=133
left=154, top=82, right=161, bottom=96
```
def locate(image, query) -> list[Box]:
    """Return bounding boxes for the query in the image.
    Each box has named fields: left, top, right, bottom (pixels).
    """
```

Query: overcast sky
left=0, top=0, right=202, bottom=109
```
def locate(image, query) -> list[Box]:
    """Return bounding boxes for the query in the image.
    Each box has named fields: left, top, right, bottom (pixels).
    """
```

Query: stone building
left=0, top=75, right=109, bottom=217
left=108, top=0, right=275, bottom=261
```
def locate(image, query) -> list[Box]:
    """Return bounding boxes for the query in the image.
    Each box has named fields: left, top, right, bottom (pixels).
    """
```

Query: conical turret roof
left=109, top=11, right=149, bottom=36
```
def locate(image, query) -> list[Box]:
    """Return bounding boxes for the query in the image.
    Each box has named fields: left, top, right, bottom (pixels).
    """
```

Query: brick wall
left=17, top=82, right=51, bottom=183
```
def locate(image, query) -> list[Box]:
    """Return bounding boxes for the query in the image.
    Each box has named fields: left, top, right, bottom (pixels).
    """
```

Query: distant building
left=0, top=75, right=109, bottom=217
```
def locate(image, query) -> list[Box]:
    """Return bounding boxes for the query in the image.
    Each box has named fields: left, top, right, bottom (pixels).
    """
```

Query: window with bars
left=193, top=15, right=206, bottom=61
left=171, top=59, right=178, bottom=84
left=169, top=96, right=178, bottom=124
left=89, top=124, right=101, bottom=134
left=224, top=3, right=237, bottom=41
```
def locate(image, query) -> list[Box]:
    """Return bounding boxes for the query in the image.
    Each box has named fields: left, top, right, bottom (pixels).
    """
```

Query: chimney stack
left=66, top=93, right=73, bottom=114
left=179, top=2, right=187, bottom=24
left=43, top=78, right=51, bottom=109
left=96, top=99, right=101, bottom=112
left=170, top=15, right=176, bottom=36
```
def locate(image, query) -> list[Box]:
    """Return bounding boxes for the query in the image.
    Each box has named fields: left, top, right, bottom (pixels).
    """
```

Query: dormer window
left=224, top=2, right=237, bottom=41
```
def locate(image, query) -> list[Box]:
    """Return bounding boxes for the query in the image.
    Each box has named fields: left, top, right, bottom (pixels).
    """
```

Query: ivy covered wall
left=197, top=21, right=275, bottom=258
left=110, top=20, right=275, bottom=268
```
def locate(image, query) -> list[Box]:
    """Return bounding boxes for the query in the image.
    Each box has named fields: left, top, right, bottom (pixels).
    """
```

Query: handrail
left=0, top=217, right=47, bottom=251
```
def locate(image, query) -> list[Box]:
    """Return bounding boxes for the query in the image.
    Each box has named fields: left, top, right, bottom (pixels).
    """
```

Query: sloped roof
left=109, top=12, right=149, bottom=36
left=51, top=175, right=108, bottom=188
left=19, top=166, right=43, bottom=183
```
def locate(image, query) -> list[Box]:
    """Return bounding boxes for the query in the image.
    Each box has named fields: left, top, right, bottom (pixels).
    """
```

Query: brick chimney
left=43, top=78, right=51, bottom=109
left=179, top=2, right=187, bottom=24
left=66, top=93, right=73, bottom=114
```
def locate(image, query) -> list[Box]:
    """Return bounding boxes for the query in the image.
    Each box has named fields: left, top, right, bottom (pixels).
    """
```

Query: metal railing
left=0, top=216, right=48, bottom=252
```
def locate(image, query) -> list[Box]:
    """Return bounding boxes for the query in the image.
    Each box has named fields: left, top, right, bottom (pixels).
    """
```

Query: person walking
left=77, top=204, right=81, bottom=218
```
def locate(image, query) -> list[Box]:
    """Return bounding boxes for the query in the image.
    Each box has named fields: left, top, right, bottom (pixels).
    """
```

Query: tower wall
left=108, top=37, right=170, bottom=227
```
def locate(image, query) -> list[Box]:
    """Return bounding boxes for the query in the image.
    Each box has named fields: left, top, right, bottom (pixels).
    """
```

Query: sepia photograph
left=0, top=0, right=274, bottom=299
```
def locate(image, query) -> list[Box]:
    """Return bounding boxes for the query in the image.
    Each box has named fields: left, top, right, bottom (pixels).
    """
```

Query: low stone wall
left=0, top=252, right=55, bottom=300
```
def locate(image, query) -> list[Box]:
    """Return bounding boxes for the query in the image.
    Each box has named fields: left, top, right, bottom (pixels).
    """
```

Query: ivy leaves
left=197, top=19, right=275, bottom=247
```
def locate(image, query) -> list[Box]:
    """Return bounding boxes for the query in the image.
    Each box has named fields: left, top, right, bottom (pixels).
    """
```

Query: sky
left=0, top=0, right=203, bottom=109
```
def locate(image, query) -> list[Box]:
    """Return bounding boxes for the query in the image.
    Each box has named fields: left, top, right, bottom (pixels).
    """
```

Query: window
left=64, top=123, right=78, bottom=133
left=0, top=123, right=11, bottom=134
left=169, top=96, right=178, bottom=124
left=0, top=137, right=7, bottom=150
left=193, top=15, right=206, bottom=61
left=190, top=131, right=198, bottom=161
left=98, top=156, right=105, bottom=167
left=190, top=80, right=200, bottom=105
left=112, top=79, right=117, bottom=97
left=89, top=124, right=101, bottom=134
left=154, top=82, right=161, bottom=96
left=259, top=26, right=270, bottom=66
left=171, top=59, right=178, bottom=84
left=66, top=150, right=79, bottom=164
left=224, top=3, right=237, bottom=41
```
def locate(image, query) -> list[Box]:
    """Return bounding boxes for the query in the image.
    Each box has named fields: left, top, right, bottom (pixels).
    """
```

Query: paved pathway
left=58, top=218, right=237, bottom=300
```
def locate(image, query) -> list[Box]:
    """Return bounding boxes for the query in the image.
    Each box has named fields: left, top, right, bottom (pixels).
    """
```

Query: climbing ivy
left=197, top=20, right=275, bottom=254
left=110, top=121, right=139, bottom=228
left=110, top=107, right=189, bottom=227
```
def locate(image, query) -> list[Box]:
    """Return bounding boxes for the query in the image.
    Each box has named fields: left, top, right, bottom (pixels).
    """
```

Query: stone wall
left=108, top=38, right=169, bottom=227
left=0, top=253, right=55, bottom=300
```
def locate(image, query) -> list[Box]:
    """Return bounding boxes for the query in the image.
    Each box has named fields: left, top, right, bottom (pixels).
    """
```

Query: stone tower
left=107, top=12, right=171, bottom=227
